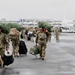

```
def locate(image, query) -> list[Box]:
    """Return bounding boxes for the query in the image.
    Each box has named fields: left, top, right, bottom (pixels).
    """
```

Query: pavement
left=0, top=33, right=75, bottom=75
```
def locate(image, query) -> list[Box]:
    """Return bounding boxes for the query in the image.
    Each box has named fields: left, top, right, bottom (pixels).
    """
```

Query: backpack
left=9, top=28, right=19, bottom=36
left=9, top=35, right=18, bottom=40
left=4, top=41, right=14, bottom=66
left=29, top=45, right=40, bottom=55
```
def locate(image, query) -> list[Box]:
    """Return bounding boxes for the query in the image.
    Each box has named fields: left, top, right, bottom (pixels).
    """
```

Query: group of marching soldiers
left=0, top=26, right=61, bottom=67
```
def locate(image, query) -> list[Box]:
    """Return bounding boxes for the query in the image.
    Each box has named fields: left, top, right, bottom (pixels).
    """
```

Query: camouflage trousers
left=12, top=41, right=19, bottom=57
left=13, top=46, right=19, bottom=56
left=38, top=44, right=46, bottom=59
left=0, top=49, right=4, bottom=57
left=48, top=34, right=51, bottom=42
left=55, top=34, right=59, bottom=42
left=0, top=49, right=4, bottom=63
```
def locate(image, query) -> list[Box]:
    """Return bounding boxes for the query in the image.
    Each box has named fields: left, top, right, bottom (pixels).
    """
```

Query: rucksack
left=29, top=45, right=40, bottom=55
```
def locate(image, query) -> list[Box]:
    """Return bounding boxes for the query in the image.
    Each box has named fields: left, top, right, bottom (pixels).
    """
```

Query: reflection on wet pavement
left=1, top=68, right=20, bottom=75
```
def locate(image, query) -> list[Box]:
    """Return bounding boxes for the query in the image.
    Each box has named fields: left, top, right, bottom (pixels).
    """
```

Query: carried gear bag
left=4, top=41, right=14, bottom=66
left=29, top=45, right=40, bottom=55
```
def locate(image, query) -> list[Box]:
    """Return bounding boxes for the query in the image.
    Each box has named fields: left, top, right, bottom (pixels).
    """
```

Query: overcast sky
left=0, top=0, right=75, bottom=20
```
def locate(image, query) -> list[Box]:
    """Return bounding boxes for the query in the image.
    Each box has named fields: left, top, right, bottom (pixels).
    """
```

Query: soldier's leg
left=57, top=35, right=59, bottom=42
left=12, top=40, right=19, bottom=57
left=41, top=45, right=46, bottom=60
left=39, top=50, right=42, bottom=59
left=0, top=50, right=4, bottom=67
left=14, top=45, right=19, bottom=57
left=0, top=56, right=3, bottom=67
left=41, top=50, right=45, bottom=60
left=49, top=35, right=51, bottom=42
left=56, top=35, right=59, bottom=42
left=12, top=41, right=16, bottom=56
left=49, top=33, right=51, bottom=42
left=39, top=45, right=42, bottom=59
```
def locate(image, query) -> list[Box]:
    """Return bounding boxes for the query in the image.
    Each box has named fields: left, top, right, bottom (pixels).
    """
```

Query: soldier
left=0, top=27, right=9, bottom=67
left=54, top=27, right=60, bottom=42
left=9, top=28, right=20, bottom=57
left=36, top=28, right=47, bottom=60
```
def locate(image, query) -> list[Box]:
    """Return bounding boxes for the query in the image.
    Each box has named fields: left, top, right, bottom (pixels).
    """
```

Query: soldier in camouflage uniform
left=36, top=28, right=47, bottom=60
left=9, top=28, right=20, bottom=57
left=54, top=27, right=60, bottom=42
left=0, top=28, right=9, bottom=67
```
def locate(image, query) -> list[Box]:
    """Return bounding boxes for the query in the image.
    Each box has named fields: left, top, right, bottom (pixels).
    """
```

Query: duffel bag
left=29, top=45, right=40, bottom=55
left=4, top=54, right=14, bottom=66
left=4, top=41, right=14, bottom=66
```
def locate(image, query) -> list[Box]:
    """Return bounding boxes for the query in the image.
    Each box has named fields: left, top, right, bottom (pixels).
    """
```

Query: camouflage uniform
left=0, top=32, right=9, bottom=65
left=9, top=34, right=19, bottom=57
left=9, top=28, right=20, bottom=57
left=36, top=30, right=47, bottom=60
left=54, top=27, right=60, bottom=42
